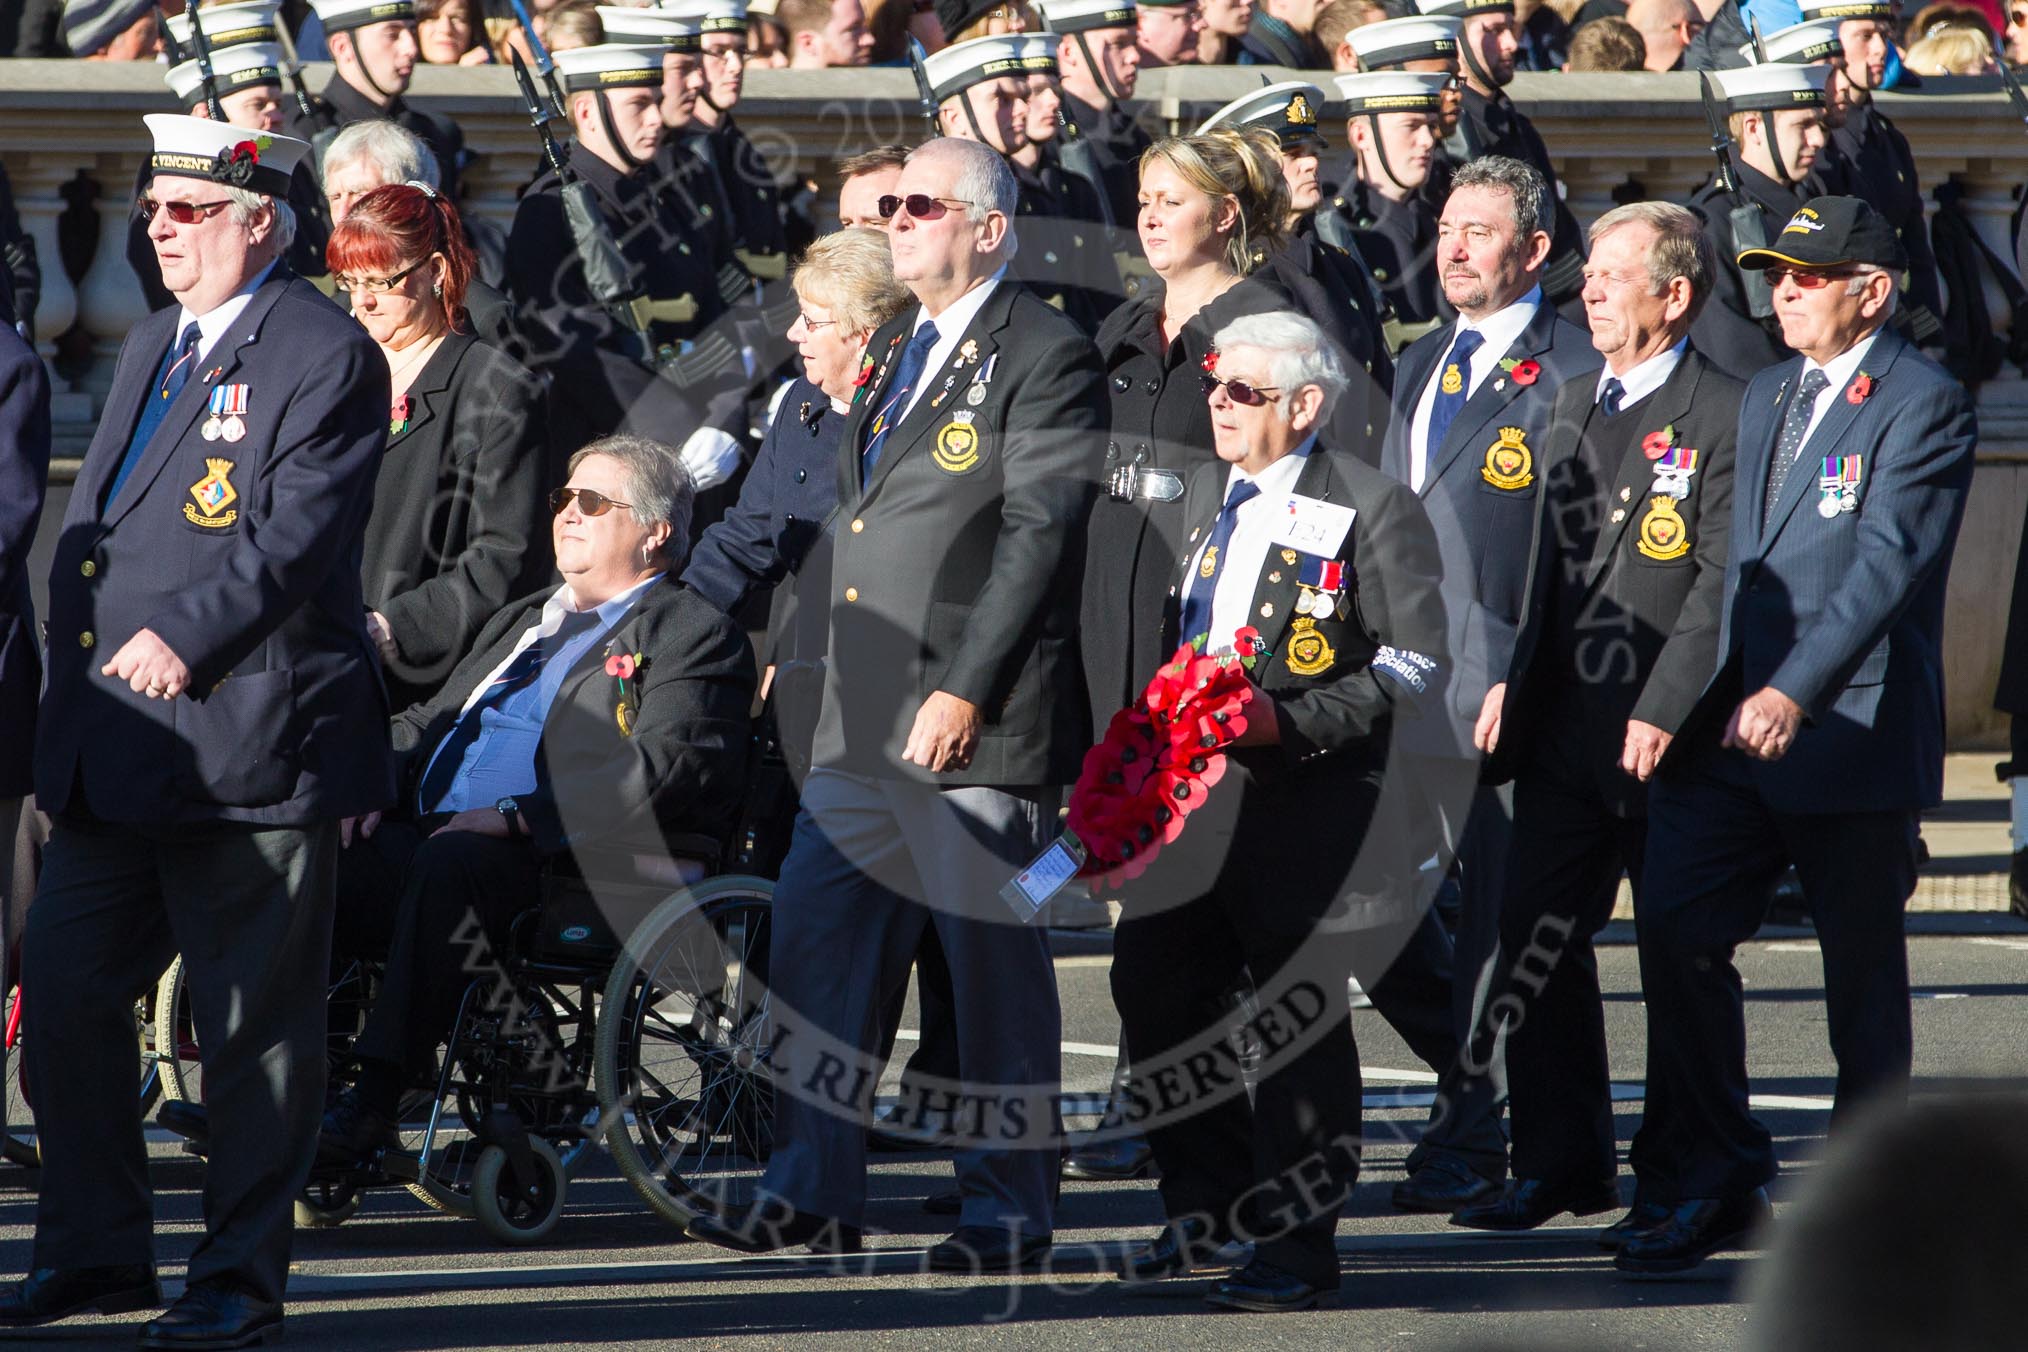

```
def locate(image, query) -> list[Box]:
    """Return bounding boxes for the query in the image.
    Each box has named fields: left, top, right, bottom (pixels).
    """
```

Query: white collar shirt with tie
left=1180, top=437, right=1316, bottom=654
left=1791, top=327, right=1881, bottom=452
left=896, top=266, right=1006, bottom=424
left=173, top=257, right=281, bottom=369
left=1407, top=285, right=1542, bottom=491
left=1594, top=337, right=1686, bottom=415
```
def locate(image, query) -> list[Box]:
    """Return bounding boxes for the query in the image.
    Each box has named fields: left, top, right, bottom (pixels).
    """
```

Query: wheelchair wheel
left=2, top=986, right=34, bottom=1167
left=154, top=956, right=201, bottom=1105
left=594, top=876, right=775, bottom=1229
left=294, top=1178, right=362, bottom=1228
left=470, top=1137, right=565, bottom=1244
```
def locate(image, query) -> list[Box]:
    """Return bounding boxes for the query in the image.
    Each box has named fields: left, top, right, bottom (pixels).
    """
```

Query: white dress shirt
left=1594, top=337, right=1687, bottom=413
left=175, top=258, right=280, bottom=367
left=1180, top=437, right=1316, bottom=654
left=1408, top=286, right=1543, bottom=490
left=1792, top=327, right=1882, bottom=451
left=897, top=267, right=1007, bottom=423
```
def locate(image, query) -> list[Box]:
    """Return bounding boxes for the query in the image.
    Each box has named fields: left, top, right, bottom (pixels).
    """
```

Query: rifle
left=183, top=2, right=228, bottom=123
left=1700, top=72, right=1776, bottom=323
left=905, top=36, right=940, bottom=138
left=272, top=12, right=336, bottom=137
left=508, top=0, right=569, bottom=121
left=1748, top=16, right=1769, bottom=63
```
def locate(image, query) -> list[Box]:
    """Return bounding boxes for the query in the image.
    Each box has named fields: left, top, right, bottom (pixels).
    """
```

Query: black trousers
left=336, top=820, right=541, bottom=1080
left=1635, top=745, right=1918, bottom=1201
left=24, top=816, right=336, bottom=1305
left=1109, top=778, right=1374, bottom=1290
left=1496, top=751, right=1648, bottom=1186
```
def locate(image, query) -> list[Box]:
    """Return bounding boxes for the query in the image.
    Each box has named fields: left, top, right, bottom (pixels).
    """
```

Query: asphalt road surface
left=2, top=916, right=2024, bottom=1351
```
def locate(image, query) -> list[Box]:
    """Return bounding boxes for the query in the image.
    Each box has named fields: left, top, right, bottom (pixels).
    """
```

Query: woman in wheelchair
left=318, top=434, right=758, bottom=1164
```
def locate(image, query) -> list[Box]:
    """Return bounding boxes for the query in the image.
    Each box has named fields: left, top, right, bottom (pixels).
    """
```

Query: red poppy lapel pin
left=1845, top=372, right=1875, bottom=406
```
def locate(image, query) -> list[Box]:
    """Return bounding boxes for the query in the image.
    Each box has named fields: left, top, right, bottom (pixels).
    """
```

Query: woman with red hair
left=327, top=181, right=550, bottom=708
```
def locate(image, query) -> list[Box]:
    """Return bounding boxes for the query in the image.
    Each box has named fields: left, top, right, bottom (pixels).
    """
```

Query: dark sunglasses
left=1763, top=266, right=1857, bottom=290
left=549, top=487, right=634, bottom=517
left=136, top=197, right=233, bottom=225
left=877, top=194, right=974, bottom=221
left=1200, top=372, right=1283, bottom=406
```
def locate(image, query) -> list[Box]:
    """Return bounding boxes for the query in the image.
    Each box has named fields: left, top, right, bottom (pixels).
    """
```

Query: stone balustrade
left=1, top=59, right=2022, bottom=744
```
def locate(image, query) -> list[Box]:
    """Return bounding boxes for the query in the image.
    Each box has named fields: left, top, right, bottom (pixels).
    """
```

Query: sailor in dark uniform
left=679, top=0, right=791, bottom=284
left=129, top=35, right=332, bottom=307
left=1687, top=60, right=1832, bottom=380
left=1416, top=0, right=1586, bottom=312
left=1197, top=82, right=1392, bottom=464
left=1800, top=0, right=1944, bottom=347
left=1035, top=0, right=1152, bottom=233
left=291, top=0, right=466, bottom=202
left=923, top=34, right=1126, bottom=334
left=505, top=41, right=733, bottom=441
left=1330, top=69, right=1451, bottom=347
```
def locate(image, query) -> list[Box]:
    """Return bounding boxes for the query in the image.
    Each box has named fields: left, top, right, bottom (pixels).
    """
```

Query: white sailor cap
left=144, top=113, right=308, bottom=197
left=662, top=0, right=750, bottom=33
left=1347, top=15, right=1461, bottom=67
left=1415, top=0, right=1515, bottom=21
left=1796, top=0, right=1892, bottom=22
left=922, top=35, right=1031, bottom=101
left=165, top=0, right=282, bottom=52
left=1711, top=59, right=1832, bottom=110
left=166, top=40, right=285, bottom=105
left=306, top=0, right=415, bottom=35
left=553, top=41, right=673, bottom=92
left=1013, top=32, right=1059, bottom=74
left=1197, top=80, right=1330, bottom=147
left=1031, top=0, right=1138, bottom=34
left=598, top=6, right=702, bottom=51
left=1332, top=70, right=1450, bottom=116
left=1746, top=17, right=1845, bottom=64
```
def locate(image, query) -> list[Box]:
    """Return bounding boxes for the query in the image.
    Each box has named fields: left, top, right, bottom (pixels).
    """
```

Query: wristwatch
left=495, top=796, right=524, bottom=838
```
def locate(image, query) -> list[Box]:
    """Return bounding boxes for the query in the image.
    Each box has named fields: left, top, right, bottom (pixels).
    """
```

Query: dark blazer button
left=785, top=513, right=797, bottom=523
left=1144, top=379, right=1160, bottom=394
left=1113, top=374, right=1131, bottom=392
left=794, top=468, right=807, bottom=483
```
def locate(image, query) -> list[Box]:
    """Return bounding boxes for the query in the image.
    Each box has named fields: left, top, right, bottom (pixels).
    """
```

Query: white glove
left=679, top=426, right=743, bottom=492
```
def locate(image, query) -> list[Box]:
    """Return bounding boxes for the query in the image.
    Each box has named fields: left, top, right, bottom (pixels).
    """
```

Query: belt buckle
left=1107, top=464, right=1139, bottom=502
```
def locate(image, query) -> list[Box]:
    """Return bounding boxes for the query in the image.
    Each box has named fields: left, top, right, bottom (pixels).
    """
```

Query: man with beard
left=1688, top=59, right=1832, bottom=378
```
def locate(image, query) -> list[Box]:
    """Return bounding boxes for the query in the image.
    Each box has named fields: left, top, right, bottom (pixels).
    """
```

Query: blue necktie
left=861, top=320, right=939, bottom=484
left=106, top=320, right=203, bottom=507
left=1177, top=479, right=1261, bottom=651
left=1422, top=327, right=1485, bottom=477
left=415, top=608, right=603, bottom=813
left=1600, top=376, right=1625, bottom=417
left=1764, top=368, right=1829, bottom=530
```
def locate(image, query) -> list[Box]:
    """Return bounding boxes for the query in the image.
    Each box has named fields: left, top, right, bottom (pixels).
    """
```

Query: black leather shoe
left=1615, top=1189, right=1771, bottom=1274
left=685, top=1197, right=862, bottom=1255
left=1597, top=1199, right=1673, bottom=1250
left=1204, top=1258, right=1331, bottom=1313
left=1061, top=1132, right=1154, bottom=1181
left=1115, top=1221, right=1233, bottom=1282
left=921, top=1189, right=962, bottom=1217
left=157, top=1100, right=209, bottom=1145
left=317, top=1086, right=399, bottom=1166
left=2010, top=848, right=2028, bottom=920
left=138, top=1283, right=282, bottom=1349
left=924, top=1226, right=1051, bottom=1273
left=0, top=1265, right=161, bottom=1327
left=1450, top=1176, right=1621, bottom=1231
left=1391, top=1155, right=1500, bottom=1213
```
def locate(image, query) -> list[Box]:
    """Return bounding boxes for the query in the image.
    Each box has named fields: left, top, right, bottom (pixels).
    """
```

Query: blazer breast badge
left=1636, top=495, right=1690, bottom=561
left=1284, top=616, right=1336, bottom=676
left=184, top=458, right=239, bottom=529
left=1481, top=427, right=1534, bottom=490
left=932, top=410, right=982, bottom=474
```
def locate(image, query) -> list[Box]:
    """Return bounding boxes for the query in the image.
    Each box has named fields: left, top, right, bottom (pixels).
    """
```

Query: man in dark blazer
left=1109, top=309, right=1448, bottom=1312
left=1452, top=202, right=1740, bottom=1236
left=1377, top=152, right=1601, bottom=1213
left=0, top=319, right=48, bottom=1055
left=686, top=136, right=1106, bottom=1271
left=1619, top=197, right=1976, bottom=1274
left=319, top=437, right=756, bottom=1160
left=2, top=116, right=391, bottom=1348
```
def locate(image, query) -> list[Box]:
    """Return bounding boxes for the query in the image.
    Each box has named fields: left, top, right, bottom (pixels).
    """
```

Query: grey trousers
left=762, top=767, right=1062, bottom=1237
left=24, top=816, right=338, bottom=1304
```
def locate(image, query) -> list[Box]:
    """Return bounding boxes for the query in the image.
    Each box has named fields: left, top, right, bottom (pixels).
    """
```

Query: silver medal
left=966, top=382, right=986, bottom=406
left=1839, top=488, right=1857, bottom=511
left=1818, top=493, right=1840, bottom=519
left=221, top=415, right=245, bottom=443
left=201, top=416, right=222, bottom=441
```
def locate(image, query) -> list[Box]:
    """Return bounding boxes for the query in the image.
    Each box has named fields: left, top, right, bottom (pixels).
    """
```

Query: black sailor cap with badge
left=1195, top=81, right=1331, bottom=151
left=1737, top=194, right=1907, bottom=521
left=141, top=114, right=311, bottom=467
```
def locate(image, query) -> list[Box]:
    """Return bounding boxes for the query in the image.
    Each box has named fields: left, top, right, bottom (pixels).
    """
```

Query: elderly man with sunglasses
left=687, top=135, right=1106, bottom=1273
left=1620, top=196, right=1975, bottom=1275
left=3, top=116, right=390, bottom=1349
left=314, top=435, right=754, bottom=1169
